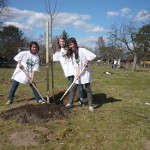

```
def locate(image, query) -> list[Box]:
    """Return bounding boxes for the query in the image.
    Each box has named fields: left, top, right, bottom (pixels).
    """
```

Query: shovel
left=21, top=68, right=47, bottom=103
left=56, top=67, right=86, bottom=104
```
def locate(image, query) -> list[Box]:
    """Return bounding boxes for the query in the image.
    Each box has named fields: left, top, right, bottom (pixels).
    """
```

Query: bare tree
left=96, top=37, right=105, bottom=57
left=108, top=19, right=140, bottom=71
left=0, top=0, right=7, bottom=14
left=139, top=10, right=150, bottom=23
left=45, top=0, right=63, bottom=101
left=0, top=0, right=9, bottom=26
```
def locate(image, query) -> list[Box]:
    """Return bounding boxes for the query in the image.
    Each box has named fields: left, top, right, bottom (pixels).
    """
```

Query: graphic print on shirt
left=61, top=50, right=67, bottom=57
left=61, top=50, right=70, bottom=64
left=26, top=58, right=35, bottom=73
left=76, top=56, right=80, bottom=65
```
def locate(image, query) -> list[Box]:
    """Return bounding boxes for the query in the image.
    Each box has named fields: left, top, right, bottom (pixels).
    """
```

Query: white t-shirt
left=11, top=51, right=39, bottom=84
left=73, top=48, right=96, bottom=84
left=53, top=48, right=74, bottom=77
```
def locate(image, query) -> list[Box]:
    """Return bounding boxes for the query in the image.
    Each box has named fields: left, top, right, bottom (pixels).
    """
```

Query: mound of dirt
left=0, top=89, right=84, bottom=125
left=0, top=103, right=71, bottom=124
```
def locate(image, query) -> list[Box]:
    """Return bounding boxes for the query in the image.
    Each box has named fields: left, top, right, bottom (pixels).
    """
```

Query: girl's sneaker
left=6, top=100, right=12, bottom=105
left=78, top=100, right=85, bottom=106
left=89, top=106, right=94, bottom=112
left=38, top=100, right=45, bottom=104
left=66, top=103, right=72, bottom=109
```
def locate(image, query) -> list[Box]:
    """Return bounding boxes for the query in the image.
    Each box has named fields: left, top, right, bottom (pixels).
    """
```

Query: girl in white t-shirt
left=53, top=36, right=84, bottom=105
left=66, top=37, right=96, bottom=111
left=6, top=41, right=43, bottom=104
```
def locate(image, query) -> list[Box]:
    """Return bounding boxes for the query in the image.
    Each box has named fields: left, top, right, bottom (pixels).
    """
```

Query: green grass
left=0, top=64, right=150, bottom=150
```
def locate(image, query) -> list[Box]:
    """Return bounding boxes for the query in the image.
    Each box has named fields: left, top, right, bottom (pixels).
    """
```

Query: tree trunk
left=132, top=54, right=137, bottom=71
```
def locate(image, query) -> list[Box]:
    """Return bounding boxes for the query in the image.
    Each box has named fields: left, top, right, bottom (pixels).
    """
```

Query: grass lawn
left=0, top=64, right=150, bottom=150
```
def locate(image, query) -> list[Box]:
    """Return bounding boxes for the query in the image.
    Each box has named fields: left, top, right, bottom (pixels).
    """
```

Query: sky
left=3, top=0, right=150, bottom=48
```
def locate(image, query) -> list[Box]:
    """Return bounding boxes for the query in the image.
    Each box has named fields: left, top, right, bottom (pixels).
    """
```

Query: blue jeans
left=67, top=75, right=83, bottom=101
left=8, top=80, right=41, bottom=102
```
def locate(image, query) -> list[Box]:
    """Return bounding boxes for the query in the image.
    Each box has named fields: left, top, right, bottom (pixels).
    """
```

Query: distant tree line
left=0, top=22, right=149, bottom=70
left=0, top=0, right=149, bottom=71
left=95, top=19, right=150, bottom=71
left=0, top=25, right=29, bottom=66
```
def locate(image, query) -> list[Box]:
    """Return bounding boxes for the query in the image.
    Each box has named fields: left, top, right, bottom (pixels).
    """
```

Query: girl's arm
left=84, top=60, right=89, bottom=67
left=18, top=60, right=24, bottom=69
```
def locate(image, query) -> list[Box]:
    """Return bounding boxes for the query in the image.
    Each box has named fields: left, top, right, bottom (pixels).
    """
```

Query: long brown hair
left=67, top=37, right=79, bottom=60
left=57, top=35, right=67, bottom=49
left=57, top=35, right=72, bottom=58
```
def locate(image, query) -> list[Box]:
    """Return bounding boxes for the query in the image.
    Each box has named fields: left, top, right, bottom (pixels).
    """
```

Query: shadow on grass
left=16, top=90, right=65, bottom=104
left=92, top=93, right=122, bottom=109
left=15, top=91, right=122, bottom=110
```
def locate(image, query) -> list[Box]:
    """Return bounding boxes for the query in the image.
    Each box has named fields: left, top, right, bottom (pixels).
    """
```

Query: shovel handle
left=21, top=68, right=46, bottom=102
left=60, top=67, right=85, bottom=101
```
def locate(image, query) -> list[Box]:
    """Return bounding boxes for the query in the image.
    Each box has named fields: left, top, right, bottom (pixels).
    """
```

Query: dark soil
left=0, top=103, right=71, bottom=124
left=0, top=90, right=74, bottom=124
